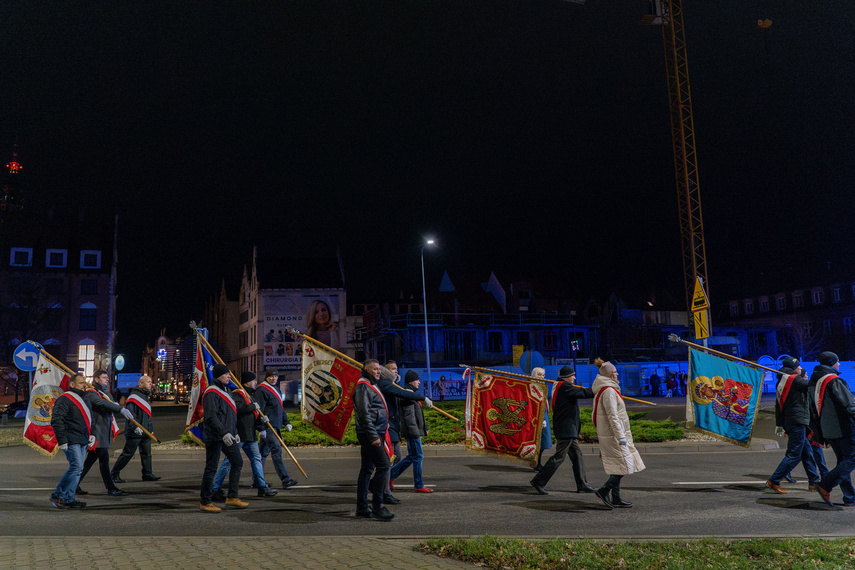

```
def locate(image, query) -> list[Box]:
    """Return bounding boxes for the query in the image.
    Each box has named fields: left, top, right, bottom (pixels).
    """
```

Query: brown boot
left=199, top=503, right=222, bottom=513
left=225, top=497, right=249, bottom=509
left=765, top=480, right=787, bottom=494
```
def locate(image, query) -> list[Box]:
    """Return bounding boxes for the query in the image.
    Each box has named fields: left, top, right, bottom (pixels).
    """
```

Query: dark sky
left=2, top=1, right=853, bottom=366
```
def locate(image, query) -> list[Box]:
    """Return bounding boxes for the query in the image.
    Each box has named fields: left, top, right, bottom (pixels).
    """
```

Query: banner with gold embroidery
left=301, top=337, right=362, bottom=443
left=23, top=353, right=70, bottom=457
left=465, top=369, right=547, bottom=467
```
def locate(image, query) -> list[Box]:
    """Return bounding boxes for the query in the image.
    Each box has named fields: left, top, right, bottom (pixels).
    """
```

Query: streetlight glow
left=421, top=239, right=436, bottom=398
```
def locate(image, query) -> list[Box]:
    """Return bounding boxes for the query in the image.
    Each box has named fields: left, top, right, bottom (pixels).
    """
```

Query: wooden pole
left=35, top=346, right=160, bottom=442
left=194, top=331, right=308, bottom=479
left=668, top=334, right=787, bottom=376
left=430, top=405, right=460, bottom=422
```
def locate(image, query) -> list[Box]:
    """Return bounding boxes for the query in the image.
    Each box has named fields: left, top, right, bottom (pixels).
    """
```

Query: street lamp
left=421, top=239, right=435, bottom=399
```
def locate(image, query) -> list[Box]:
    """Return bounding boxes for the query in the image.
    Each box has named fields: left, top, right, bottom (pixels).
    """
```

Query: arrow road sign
left=14, top=341, right=42, bottom=372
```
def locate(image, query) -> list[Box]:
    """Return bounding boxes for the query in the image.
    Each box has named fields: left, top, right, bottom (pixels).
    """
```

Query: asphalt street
left=2, top=396, right=854, bottom=539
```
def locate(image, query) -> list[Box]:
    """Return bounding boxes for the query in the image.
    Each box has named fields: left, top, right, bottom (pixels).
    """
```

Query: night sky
left=2, top=1, right=853, bottom=368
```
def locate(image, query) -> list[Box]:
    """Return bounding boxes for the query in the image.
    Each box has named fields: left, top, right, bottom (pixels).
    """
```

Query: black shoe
left=142, top=475, right=162, bottom=481
left=111, top=474, right=125, bottom=484
left=107, top=488, right=127, bottom=496
left=75, top=486, right=88, bottom=496
left=533, top=465, right=543, bottom=472
left=355, top=509, right=373, bottom=519
left=211, top=489, right=226, bottom=503
left=577, top=485, right=596, bottom=494
left=257, top=486, right=279, bottom=497
left=383, top=494, right=401, bottom=505
left=282, top=478, right=298, bottom=489
left=611, top=492, right=632, bottom=508
left=530, top=480, right=548, bottom=495
left=66, top=500, right=87, bottom=508
left=594, top=488, right=614, bottom=509
left=50, top=494, right=66, bottom=509
left=784, top=473, right=797, bottom=484
left=372, top=506, right=395, bottom=521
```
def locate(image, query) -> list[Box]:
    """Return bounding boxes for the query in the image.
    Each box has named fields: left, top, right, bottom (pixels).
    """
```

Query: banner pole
left=669, top=334, right=787, bottom=376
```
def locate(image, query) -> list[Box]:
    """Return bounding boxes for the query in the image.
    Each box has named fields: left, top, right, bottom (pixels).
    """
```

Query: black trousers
left=201, top=439, right=243, bottom=503
left=79, top=447, right=118, bottom=491
left=111, top=437, right=154, bottom=478
left=357, top=440, right=391, bottom=512
left=531, top=438, right=589, bottom=490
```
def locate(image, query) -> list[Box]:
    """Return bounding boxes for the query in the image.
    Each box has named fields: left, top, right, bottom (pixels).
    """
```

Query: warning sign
left=694, top=310, right=710, bottom=340
left=692, top=277, right=710, bottom=312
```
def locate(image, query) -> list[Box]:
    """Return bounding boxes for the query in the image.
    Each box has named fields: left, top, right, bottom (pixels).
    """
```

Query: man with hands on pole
left=50, top=373, right=94, bottom=509
left=110, top=374, right=160, bottom=484
left=200, top=364, right=248, bottom=513
left=256, top=368, right=298, bottom=489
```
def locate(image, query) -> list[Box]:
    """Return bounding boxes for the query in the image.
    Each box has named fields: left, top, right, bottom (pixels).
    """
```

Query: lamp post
left=421, top=239, right=435, bottom=399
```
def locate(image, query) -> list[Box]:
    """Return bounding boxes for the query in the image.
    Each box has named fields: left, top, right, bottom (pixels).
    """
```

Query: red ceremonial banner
left=465, top=370, right=546, bottom=467
left=301, top=340, right=362, bottom=443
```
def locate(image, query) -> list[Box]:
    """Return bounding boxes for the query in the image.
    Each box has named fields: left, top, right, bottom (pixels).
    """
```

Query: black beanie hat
left=781, top=356, right=800, bottom=370
left=404, top=370, right=420, bottom=384
left=819, top=351, right=839, bottom=367
left=212, top=364, right=230, bottom=379
left=558, top=365, right=575, bottom=378
left=241, top=371, right=256, bottom=384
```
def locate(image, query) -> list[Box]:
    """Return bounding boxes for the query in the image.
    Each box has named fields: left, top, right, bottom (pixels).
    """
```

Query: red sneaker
left=414, top=486, right=434, bottom=493
left=389, top=479, right=395, bottom=491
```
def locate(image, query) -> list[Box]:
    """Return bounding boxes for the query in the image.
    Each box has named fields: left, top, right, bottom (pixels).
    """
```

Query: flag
left=301, top=337, right=361, bottom=443
left=687, top=348, right=763, bottom=447
left=465, top=369, right=546, bottom=467
left=23, top=353, right=70, bottom=457
left=185, top=338, right=216, bottom=445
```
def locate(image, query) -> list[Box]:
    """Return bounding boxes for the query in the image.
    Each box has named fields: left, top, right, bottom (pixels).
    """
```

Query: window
left=80, top=250, right=101, bottom=269
left=10, top=248, right=32, bottom=267
left=45, top=249, right=67, bottom=268
left=812, top=289, right=825, bottom=305
left=759, top=298, right=769, bottom=312
left=744, top=300, right=754, bottom=315
left=79, top=303, right=97, bottom=331
left=793, top=292, right=804, bottom=308
left=776, top=295, right=786, bottom=310
left=518, top=290, right=531, bottom=312
left=45, top=279, right=63, bottom=295
left=81, top=279, right=98, bottom=295
left=729, top=303, right=739, bottom=317
left=515, top=331, right=530, bottom=349
left=844, top=317, right=853, bottom=336
left=239, top=330, right=248, bottom=349
left=78, top=343, right=95, bottom=378
left=239, top=310, right=249, bottom=324
left=542, top=329, right=558, bottom=351
left=406, top=329, right=425, bottom=352
left=802, top=321, right=813, bottom=338
left=833, top=288, right=842, bottom=302
left=487, top=331, right=504, bottom=352
left=443, top=331, right=475, bottom=362
left=823, top=320, right=832, bottom=337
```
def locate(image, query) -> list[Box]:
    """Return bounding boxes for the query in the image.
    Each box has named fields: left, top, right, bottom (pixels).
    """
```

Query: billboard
left=263, top=294, right=342, bottom=371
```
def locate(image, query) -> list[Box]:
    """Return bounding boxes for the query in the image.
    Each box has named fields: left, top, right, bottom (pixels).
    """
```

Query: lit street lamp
left=421, top=239, right=435, bottom=399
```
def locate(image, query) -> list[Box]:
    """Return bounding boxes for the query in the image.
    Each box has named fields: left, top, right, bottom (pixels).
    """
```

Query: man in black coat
left=530, top=366, right=595, bottom=495
left=256, top=367, right=297, bottom=489
left=810, top=352, right=855, bottom=506
left=765, top=357, right=821, bottom=493
left=78, top=369, right=134, bottom=496
left=50, top=373, right=95, bottom=509
left=111, top=375, right=160, bottom=483
left=389, top=370, right=433, bottom=493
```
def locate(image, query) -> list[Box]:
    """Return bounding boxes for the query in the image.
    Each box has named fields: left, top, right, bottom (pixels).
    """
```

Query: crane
left=642, top=0, right=709, bottom=314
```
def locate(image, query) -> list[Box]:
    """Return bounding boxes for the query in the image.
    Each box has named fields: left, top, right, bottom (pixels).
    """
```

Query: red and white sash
left=204, top=385, right=237, bottom=413
left=357, top=379, right=393, bottom=458
left=126, top=393, right=152, bottom=418
left=233, top=389, right=260, bottom=419
left=60, top=391, right=92, bottom=436
left=258, top=382, right=284, bottom=411
left=776, top=374, right=798, bottom=408
left=88, top=388, right=121, bottom=441
left=551, top=381, right=564, bottom=410
left=592, top=386, right=623, bottom=428
left=814, top=374, right=839, bottom=416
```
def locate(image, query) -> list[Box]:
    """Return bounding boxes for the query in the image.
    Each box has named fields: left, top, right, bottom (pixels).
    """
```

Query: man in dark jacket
left=111, top=375, right=160, bottom=483
left=77, top=370, right=134, bottom=496
left=199, top=364, right=248, bottom=513
left=766, top=357, right=822, bottom=493
left=390, top=370, right=433, bottom=493
left=353, top=359, right=395, bottom=521
left=530, top=366, right=595, bottom=495
left=50, top=373, right=95, bottom=508
left=211, top=371, right=278, bottom=500
left=256, top=367, right=297, bottom=489
left=810, top=352, right=855, bottom=506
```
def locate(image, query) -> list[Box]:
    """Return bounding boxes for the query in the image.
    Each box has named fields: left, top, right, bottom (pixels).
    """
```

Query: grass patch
left=418, top=536, right=855, bottom=569
left=578, top=408, right=684, bottom=443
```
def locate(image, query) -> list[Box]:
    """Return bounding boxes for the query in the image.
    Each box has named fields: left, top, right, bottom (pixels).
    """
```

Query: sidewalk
left=0, top=536, right=473, bottom=569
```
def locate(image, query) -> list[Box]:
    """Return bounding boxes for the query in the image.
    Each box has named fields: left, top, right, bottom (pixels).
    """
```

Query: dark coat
left=774, top=367, right=811, bottom=430
left=551, top=380, right=594, bottom=440
left=399, top=385, right=427, bottom=440
left=202, top=378, right=238, bottom=441
left=231, top=388, right=259, bottom=442
left=808, top=364, right=855, bottom=441
left=51, top=387, right=92, bottom=447
left=84, top=382, right=123, bottom=448
left=255, top=381, right=289, bottom=430
left=378, top=375, right=424, bottom=443
left=124, top=387, right=154, bottom=437
left=354, top=370, right=389, bottom=444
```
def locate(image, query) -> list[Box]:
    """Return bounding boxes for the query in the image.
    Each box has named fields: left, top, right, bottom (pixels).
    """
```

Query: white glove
left=59, top=443, right=68, bottom=451
left=235, top=435, right=241, bottom=444
left=286, top=424, right=293, bottom=432
left=88, top=435, right=96, bottom=447
left=259, top=430, right=267, bottom=439
left=542, top=420, right=547, bottom=428
left=424, top=397, right=434, bottom=409
left=253, top=403, right=261, bottom=412
left=775, top=426, right=785, bottom=437
left=618, top=438, right=627, bottom=446
left=260, top=415, right=270, bottom=424
left=223, top=433, right=236, bottom=446
left=134, top=427, right=143, bottom=436
left=120, top=408, right=134, bottom=420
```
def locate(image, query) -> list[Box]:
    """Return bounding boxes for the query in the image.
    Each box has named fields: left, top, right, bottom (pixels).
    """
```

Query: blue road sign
left=14, top=341, right=42, bottom=372
left=518, top=351, right=544, bottom=375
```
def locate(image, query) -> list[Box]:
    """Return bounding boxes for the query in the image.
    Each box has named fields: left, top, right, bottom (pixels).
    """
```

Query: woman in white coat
left=591, top=358, right=645, bottom=508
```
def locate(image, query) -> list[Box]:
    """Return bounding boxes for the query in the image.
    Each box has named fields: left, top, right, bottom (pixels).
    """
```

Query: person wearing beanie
left=530, top=366, right=595, bottom=495
left=389, top=370, right=434, bottom=494
left=110, top=375, right=160, bottom=485
left=809, top=351, right=855, bottom=506
left=199, top=365, right=248, bottom=512
left=211, top=371, right=279, bottom=501
left=591, top=358, right=645, bottom=509
left=765, top=358, right=822, bottom=494
left=531, top=367, right=553, bottom=472
left=257, top=367, right=298, bottom=489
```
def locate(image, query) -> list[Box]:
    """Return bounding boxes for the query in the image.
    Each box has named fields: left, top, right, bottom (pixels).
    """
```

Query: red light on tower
left=6, top=161, right=21, bottom=173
